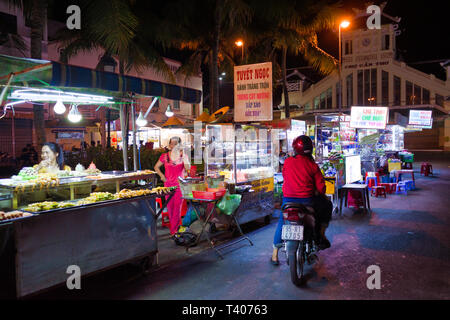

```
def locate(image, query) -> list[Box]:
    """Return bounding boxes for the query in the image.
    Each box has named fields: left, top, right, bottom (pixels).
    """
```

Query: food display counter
left=0, top=170, right=176, bottom=298
left=205, top=124, right=275, bottom=224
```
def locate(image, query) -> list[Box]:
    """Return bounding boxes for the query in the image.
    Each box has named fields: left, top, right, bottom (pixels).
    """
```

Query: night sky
left=313, top=0, right=449, bottom=80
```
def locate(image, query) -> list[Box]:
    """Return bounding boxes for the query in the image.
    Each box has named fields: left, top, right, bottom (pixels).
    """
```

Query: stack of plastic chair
left=366, top=176, right=378, bottom=191
left=404, top=180, right=415, bottom=191
left=395, top=181, right=408, bottom=195
left=156, top=198, right=170, bottom=228
left=420, top=162, right=433, bottom=176
left=347, top=189, right=364, bottom=208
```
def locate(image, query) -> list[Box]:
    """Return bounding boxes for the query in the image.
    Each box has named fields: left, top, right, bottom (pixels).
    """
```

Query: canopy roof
left=0, top=54, right=202, bottom=104
left=162, top=116, right=184, bottom=127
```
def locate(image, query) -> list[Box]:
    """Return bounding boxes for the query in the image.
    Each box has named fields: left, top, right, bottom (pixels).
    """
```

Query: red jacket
left=282, top=155, right=326, bottom=198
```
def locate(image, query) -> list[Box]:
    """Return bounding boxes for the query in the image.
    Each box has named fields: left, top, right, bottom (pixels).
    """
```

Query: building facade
left=282, top=14, right=450, bottom=150
left=0, top=0, right=202, bottom=156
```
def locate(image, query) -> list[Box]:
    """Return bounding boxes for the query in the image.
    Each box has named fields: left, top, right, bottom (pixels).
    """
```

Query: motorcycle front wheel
left=288, top=240, right=305, bottom=286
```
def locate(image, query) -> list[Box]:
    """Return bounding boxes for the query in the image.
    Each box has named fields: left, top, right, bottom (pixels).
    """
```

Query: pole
left=338, top=25, right=343, bottom=153
left=12, top=115, right=16, bottom=159
left=107, top=108, right=111, bottom=148
left=131, top=101, right=138, bottom=171
left=119, top=104, right=128, bottom=171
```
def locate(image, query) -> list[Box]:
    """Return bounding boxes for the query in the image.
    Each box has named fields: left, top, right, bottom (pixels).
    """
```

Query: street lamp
left=235, top=40, right=244, bottom=62
left=338, top=20, right=350, bottom=122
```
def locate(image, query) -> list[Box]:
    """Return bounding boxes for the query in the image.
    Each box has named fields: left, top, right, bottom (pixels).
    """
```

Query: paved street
left=32, top=152, right=450, bottom=300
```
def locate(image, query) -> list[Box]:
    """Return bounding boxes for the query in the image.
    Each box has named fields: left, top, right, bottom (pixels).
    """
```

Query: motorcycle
left=281, top=202, right=320, bottom=286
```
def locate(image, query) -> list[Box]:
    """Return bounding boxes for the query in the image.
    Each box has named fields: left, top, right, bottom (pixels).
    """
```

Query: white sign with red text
left=409, top=110, right=432, bottom=127
left=350, top=106, right=389, bottom=129
left=234, top=62, right=272, bottom=122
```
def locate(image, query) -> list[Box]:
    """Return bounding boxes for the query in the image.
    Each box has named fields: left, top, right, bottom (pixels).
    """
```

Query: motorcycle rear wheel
left=289, top=241, right=305, bottom=286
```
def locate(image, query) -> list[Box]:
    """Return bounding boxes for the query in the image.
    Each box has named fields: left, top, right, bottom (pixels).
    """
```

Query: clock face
left=362, top=38, right=371, bottom=47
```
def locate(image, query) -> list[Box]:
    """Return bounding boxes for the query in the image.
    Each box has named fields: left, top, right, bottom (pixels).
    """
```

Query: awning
left=0, top=54, right=202, bottom=104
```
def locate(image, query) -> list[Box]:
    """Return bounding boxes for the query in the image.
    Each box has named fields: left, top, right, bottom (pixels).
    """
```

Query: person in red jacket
left=271, top=135, right=331, bottom=265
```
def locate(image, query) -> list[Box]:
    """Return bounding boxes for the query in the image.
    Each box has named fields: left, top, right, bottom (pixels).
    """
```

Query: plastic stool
left=404, top=180, right=415, bottom=191
left=420, top=163, right=433, bottom=176
left=395, top=181, right=408, bottom=195
left=371, top=186, right=386, bottom=198
left=366, top=177, right=378, bottom=190
left=380, top=183, right=393, bottom=194
left=156, top=198, right=170, bottom=228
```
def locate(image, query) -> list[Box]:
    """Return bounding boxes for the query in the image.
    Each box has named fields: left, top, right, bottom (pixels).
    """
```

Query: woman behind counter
left=34, top=142, right=70, bottom=174
left=154, top=137, right=190, bottom=237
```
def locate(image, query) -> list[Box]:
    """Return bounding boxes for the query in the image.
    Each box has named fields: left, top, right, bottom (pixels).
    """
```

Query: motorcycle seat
left=282, top=202, right=314, bottom=214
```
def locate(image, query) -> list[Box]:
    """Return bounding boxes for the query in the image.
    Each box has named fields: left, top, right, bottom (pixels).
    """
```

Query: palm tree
left=7, top=0, right=49, bottom=146
left=166, top=0, right=252, bottom=113
left=246, top=0, right=341, bottom=118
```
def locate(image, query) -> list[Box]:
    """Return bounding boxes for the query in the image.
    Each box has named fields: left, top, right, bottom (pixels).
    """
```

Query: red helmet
left=292, top=135, right=313, bottom=155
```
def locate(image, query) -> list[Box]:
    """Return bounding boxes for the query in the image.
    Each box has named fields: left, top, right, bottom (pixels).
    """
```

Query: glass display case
left=205, top=124, right=275, bottom=185
left=379, top=125, right=404, bottom=151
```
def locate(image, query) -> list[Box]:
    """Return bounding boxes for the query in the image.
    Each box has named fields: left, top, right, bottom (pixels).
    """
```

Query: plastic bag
left=182, top=205, right=198, bottom=227
left=216, top=192, right=242, bottom=215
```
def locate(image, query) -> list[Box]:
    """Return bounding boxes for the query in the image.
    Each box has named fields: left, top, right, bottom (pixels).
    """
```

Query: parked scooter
left=281, top=202, right=320, bottom=286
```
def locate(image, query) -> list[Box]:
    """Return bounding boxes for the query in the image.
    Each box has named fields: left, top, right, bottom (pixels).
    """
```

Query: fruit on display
left=151, top=186, right=176, bottom=195
left=14, top=173, right=60, bottom=192
left=84, top=162, right=101, bottom=174
left=18, top=167, right=38, bottom=180
left=116, top=188, right=153, bottom=199
left=123, top=170, right=156, bottom=177
left=25, top=201, right=60, bottom=212
left=0, top=210, right=33, bottom=222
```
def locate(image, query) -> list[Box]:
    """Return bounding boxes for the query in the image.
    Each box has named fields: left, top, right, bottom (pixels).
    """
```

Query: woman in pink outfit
left=154, top=137, right=190, bottom=236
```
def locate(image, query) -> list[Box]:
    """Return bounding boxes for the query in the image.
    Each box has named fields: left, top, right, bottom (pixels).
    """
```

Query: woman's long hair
left=43, top=142, right=64, bottom=169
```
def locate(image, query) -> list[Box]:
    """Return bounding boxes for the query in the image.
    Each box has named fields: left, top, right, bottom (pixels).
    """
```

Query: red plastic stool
left=371, top=186, right=386, bottom=198
left=380, top=183, right=392, bottom=194
left=420, top=162, right=433, bottom=176
left=365, top=172, right=380, bottom=185
left=156, top=198, right=170, bottom=228
left=347, top=189, right=364, bottom=208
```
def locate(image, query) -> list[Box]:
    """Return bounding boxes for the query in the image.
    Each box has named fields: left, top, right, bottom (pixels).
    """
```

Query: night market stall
left=0, top=54, right=201, bottom=298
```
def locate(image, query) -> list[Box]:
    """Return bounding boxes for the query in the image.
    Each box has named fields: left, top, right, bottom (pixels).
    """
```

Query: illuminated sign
left=234, top=62, right=273, bottom=122
left=409, top=110, right=432, bottom=128
left=350, top=106, right=388, bottom=129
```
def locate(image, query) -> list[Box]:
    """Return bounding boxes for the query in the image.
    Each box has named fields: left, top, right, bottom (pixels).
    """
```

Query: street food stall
left=204, top=123, right=276, bottom=225
left=0, top=53, right=202, bottom=297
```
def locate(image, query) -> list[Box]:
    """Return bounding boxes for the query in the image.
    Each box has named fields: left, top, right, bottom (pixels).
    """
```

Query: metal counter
left=1, top=191, right=173, bottom=298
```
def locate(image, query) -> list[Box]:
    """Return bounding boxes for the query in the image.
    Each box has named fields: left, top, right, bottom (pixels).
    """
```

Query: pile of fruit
left=25, top=201, right=60, bottom=212
left=151, top=186, right=177, bottom=195
left=77, top=192, right=115, bottom=205
left=116, top=188, right=153, bottom=199
left=123, top=170, right=156, bottom=177
left=0, top=210, right=33, bottom=222
left=84, top=162, right=101, bottom=175
left=18, top=167, right=38, bottom=180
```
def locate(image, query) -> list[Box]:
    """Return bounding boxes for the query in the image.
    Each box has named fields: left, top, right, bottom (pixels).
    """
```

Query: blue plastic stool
left=395, top=181, right=408, bottom=195
left=366, top=177, right=378, bottom=191
left=404, top=180, right=415, bottom=191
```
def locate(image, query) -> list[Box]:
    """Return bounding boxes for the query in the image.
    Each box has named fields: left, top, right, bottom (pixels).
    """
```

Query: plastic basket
left=192, top=189, right=226, bottom=200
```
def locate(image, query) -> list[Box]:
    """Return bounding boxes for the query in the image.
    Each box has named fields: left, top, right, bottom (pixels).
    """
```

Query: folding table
left=183, top=196, right=253, bottom=259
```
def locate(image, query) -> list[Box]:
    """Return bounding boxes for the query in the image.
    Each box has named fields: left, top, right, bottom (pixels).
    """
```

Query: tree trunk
left=208, top=52, right=215, bottom=114
left=30, top=0, right=48, bottom=147
left=282, top=46, right=290, bottom=119
left=210, top=0, right=222, bottom=113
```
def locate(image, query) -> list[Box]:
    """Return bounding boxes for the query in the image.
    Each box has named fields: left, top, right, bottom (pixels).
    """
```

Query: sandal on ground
left=270, top=258, right=280, bottom=266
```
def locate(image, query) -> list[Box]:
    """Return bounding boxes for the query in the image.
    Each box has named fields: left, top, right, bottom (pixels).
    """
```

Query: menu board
left=345, top=155, right=362, bottom=184
left=350, top=106, right=389, bottom=129
left=409, top=110, right=433, bottom=128
left=234, top=62, right=273, bottom=122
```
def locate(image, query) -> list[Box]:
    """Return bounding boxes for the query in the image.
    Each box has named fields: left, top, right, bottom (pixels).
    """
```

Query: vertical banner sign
left=350, top=106, right=389, bottom=129
left=234, top=62, right=273, bottom=122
